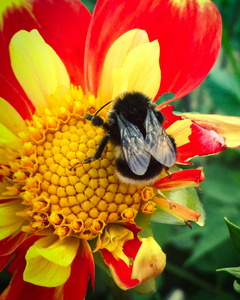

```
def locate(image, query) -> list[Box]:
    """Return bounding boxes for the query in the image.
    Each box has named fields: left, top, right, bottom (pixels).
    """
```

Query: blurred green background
left=81, top=0, right=240, bottom=299
left=1, top=0, right=240, bottom=299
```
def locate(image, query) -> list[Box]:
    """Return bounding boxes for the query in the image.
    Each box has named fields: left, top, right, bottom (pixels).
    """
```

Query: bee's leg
left=184, top=220, right=192, bottom=229
left=164, top=167, right=172, bottom=179
left=85, top=114, right=109, bottom=130
left=83, top=134, right=110, bottom=163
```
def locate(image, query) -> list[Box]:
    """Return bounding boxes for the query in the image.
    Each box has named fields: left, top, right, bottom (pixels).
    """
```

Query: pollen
left=1, top=86, right=153, bottom=241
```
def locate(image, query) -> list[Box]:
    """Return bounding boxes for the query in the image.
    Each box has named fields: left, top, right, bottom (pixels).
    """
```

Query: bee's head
left=113, top=91, right=151, bottom=123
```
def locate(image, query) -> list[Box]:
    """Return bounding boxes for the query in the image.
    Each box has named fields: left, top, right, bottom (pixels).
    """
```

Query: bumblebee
left=84, top=92, right=177, bottom=184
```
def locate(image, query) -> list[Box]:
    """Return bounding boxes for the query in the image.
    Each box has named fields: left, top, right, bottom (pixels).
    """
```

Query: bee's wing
left=144, top=109, right=176, bottom=167
left=117, top=114, right=151, bottom=175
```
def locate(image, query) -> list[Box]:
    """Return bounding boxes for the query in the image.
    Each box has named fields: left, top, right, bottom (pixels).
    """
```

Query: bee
left=83, top=92, right=177, bottom=185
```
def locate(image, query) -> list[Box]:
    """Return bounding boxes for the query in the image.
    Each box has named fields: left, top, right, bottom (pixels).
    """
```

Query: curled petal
left=132, top=237, right=166, bottom=282
left=1, top=236, right=60, bottom=300
left=153, top=168, right=205, bottom=191
left=100, top=224, right=141, bottom=290
left=182, top=113, right=240, bottom=148
left=177, top=122, right=226, bottom=163
left=24, top=235, right=80, bottom=287
left=100, top=224, right=134, bottom=266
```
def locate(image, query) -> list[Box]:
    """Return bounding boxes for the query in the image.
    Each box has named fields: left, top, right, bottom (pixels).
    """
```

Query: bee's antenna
left=94, top=100, right=112, bottom=116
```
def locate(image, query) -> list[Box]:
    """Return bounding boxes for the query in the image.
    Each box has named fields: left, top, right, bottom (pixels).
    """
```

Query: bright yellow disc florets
left=2, top=86, right=155, bottom=240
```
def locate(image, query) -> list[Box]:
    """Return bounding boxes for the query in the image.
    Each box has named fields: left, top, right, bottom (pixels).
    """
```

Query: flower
left=0, top=0, right=239, bottom=299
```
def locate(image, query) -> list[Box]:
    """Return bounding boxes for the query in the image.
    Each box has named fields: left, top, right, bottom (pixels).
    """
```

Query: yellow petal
left=0, top=199, right=25, bottom=240
left=24, top=235, right=80, bottom=287
left=98, top=29, right=161, bottom=105
left=24, top=249, right=70, bottom=287
left=132, top=237, right=166, bottom=282
left=9, top=29, right=70, bottom=108
left=113, top=40, right=160, bottom=100
left=182, top=113, right=240, bottom=148
left=0, top=123, right=23, bottom=150
left=166, top=119, right=192, bottom=147
left=30, top=235, right=80, bottom=267
left=0, top=97, right=27, bottom=134
left=0, top=97, right=25, bottom=150
left=98, top=29, right=150, bottom=105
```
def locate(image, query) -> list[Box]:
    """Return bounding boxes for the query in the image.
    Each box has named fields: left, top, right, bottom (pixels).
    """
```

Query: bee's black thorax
left=108, top=92, right=164, bottom=145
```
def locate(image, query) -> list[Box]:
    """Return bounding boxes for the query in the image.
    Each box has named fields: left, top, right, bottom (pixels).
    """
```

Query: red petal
left=6, top=235, right=39, bottom=275
left=0, top=254, right=14, bottom=272
left=177, top=123, right=227, bottom=163
left=161, top=105, right=183, bottom=129
left=0, top=232, right=27, bottom=270
left=1, top=236, right=61, bottom=300
left=85, top=0, right=221, bottom=100
left=32, top=0, right=91, bottom=89
left=0, top=0, right=90, bottom=118
left=0, top=232, right=27, bottom=256
left=62, top=240, right=95, bottom=300
left=153, top=168, right=205, bottom=191
left=100, top=224, right=141, bottom=290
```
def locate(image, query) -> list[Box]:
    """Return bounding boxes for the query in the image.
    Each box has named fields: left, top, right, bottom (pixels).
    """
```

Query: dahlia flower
left=0, top=0, right=239, bottom=299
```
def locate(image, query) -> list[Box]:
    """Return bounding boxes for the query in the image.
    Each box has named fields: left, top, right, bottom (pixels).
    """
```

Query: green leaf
left=225, top=218, right=240, bottom=262
left=206, top=68, right=240, bottom=116
left=233, top=280, right=240, bottom=293
left=217, top=266, right=240, bottom=279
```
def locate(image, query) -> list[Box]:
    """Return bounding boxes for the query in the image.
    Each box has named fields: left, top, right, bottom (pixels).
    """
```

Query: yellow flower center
left=3, top=86, right=155, bottom=240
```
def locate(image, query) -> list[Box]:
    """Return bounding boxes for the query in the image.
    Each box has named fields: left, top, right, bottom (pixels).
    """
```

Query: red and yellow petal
left=154, top=196, right=200, bottom=223
left=153, top=168, right=205, bottom=191
left=182, top=113, right=240, bottom=148
left=0, top=0, right=90, bottom=118
left=62, top=240, right=95, bottom=300
left=0, top=232, right=27, bottom=272
left=10, top=29, right=70, bottom=108
left=132, top=237, right=166, bottom=283
left=160, top=105, right=226, bottom=162
left=1, top=238, right=61, bottom=300
left=161, top=105, right=183, bottom=129
left=100, top=224, right=141, bottom=290
left=85, top=0, right=221, bottom=101
left=0, top=232, right=27, bottom=257
left=97, top=29, right=161, bottom=106
left=23, top=235, right=80, bottom=287
left=177, top=122, right=227, bottom=163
